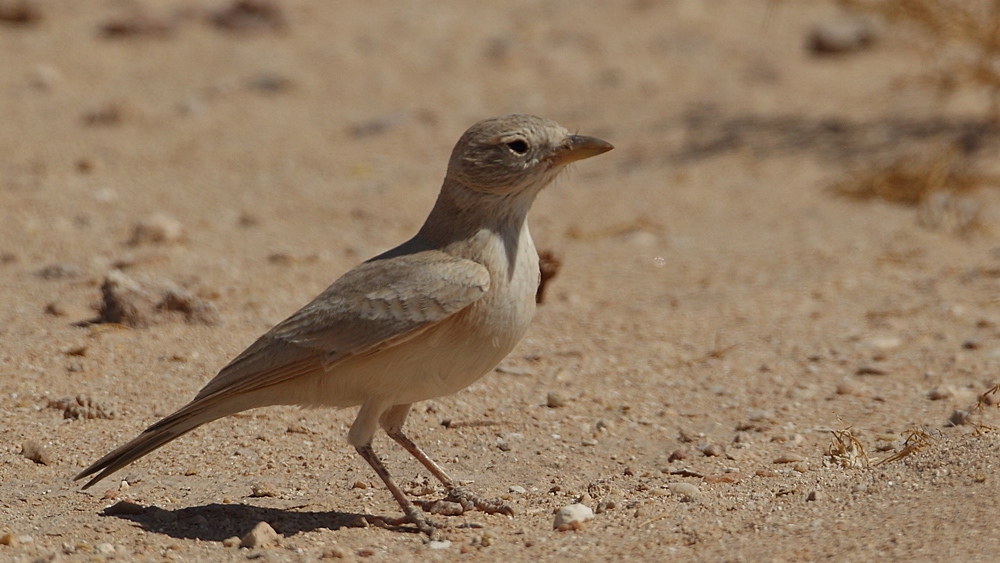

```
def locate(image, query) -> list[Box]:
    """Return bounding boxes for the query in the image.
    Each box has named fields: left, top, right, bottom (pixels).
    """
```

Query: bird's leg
left=378, top=404, right=513, bottom=517
left=387, top=428, right=514, bottom=517
left=354, top=444, right=438, bottom=536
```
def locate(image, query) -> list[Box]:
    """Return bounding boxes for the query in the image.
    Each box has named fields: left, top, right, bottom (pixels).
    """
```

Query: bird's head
left=446, top=114, right=613, bottom=196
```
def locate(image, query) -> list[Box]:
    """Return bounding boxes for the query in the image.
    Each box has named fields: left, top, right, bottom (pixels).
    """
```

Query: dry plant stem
left=875, top=429, right=934, bottom=466
left=827, top=427, right=871, bottom=468
left=976, top=383, right=1000, bottom=411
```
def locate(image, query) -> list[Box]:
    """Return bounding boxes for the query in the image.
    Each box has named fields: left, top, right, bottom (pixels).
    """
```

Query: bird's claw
left=371, top=509, right=440, bottom=536
left=444, top=486, right=515, bottom=517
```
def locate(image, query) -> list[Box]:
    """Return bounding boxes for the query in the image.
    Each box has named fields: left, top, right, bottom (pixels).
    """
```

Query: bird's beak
left=550, top=135, right=614, bottom=167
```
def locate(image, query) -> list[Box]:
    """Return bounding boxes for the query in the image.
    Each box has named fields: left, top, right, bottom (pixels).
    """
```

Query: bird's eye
left=506, top=139, right=529, bottom=155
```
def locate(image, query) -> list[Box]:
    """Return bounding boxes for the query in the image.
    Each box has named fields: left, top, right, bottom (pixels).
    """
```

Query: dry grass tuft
left=833, top=147, right=990, bottom=205
left=875, top=428, right=935, bottom=465
left=975, top=382, right=1000, bottom=412
left=826, top=426, right=872, bottom=468
left=969, top=383, right=1000, bottom=433
left=837, top=0, right=1000, bottom=117
left=833, top=145, right=999, bottom=235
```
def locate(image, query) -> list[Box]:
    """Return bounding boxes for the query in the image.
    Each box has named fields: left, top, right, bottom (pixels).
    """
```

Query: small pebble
left=856, top=365, right=888, bottom=376
left=352, top=480, right=367, bottom=490
left=240, top=521, right=280, bottom=549
left=129, top=213, right=185, bottom=246
left=704, top=472, right=741, bottom=484
left=211, top=0, right=287, bottom=32
left=546, top=391, right=566, bottom=408
left=668, top=482, right=700, bottom=502
left=36, top=264, right=78, bottom=280
left=21, top=441, right=52, bottom=465
left=96, top=543, right=115, bottom=555
left=553, top=503, right=594, bottom=531
left=807, top=490, right=823, bottom=502
left=427, top=500, right=464, bottom=516
left=701, top=443, right=725, bottom=457
left=0, top=533, right=17, bottom=547
left=44, top=302, right=69, bottom=316
left=509, top=485, right=526, bottom=494
left=863, top=336, right=901, bottom=351
left=949, top=410, right=970, bottom=426
left=928, top=386, right=955, bottom=401
left=251, top=482, right=279, bottom=497
left=808, top=17, right=878, bottom=54
left=774, top=452, right=805, bottom=464
left=222, top=536, right=241, bottom=548
left=835, top=380, right=863, bottom=396
left=667, top=449, right=687, bottom=462
left=428, top=540, right=451, bottom=550
left=321, top=546, right=348, bottom=558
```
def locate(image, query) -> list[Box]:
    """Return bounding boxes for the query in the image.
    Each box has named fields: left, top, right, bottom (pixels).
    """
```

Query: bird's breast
left=467, top=223, right=539, bottom=345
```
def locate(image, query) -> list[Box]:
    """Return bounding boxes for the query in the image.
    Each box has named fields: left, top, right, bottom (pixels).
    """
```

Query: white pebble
left=240, top=521, right=280, bottom=549
left=668, top=482, right=700, bottom=502
left=96, top=543, right=115, bottom=554
left=428, top=540, right=451, bottom=550
left=553, top=503, right=594, bottom=530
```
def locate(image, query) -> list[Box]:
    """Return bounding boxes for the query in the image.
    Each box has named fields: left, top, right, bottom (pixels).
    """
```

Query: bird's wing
left=192, top=250, right=490, bottom=402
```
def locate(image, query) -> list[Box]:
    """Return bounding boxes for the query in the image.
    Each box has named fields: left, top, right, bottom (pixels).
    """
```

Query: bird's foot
left=414, top=487, right=514, bottom=517
left=370, top=507, right=440, bottom=536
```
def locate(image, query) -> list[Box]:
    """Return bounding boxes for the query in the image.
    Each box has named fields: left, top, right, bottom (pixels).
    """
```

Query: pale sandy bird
left=76, top=114, right=613, bottom=534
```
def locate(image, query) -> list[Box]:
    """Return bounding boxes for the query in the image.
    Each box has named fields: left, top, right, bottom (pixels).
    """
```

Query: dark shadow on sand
left=101, top=502, right=390, bottom=541
left=667, top=110, right=1000, bottom=163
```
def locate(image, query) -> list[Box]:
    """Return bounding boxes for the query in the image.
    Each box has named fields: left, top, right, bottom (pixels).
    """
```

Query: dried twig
left=826, top=426, right=872, bottom=468
left=875, top=428, right=935, bottom=465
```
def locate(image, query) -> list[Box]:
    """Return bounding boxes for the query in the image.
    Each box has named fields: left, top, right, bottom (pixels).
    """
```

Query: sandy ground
left=4, top=0, right=1000, bottom=561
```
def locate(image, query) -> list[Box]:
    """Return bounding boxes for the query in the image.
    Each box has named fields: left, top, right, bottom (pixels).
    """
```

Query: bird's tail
left=74, top=400, right=230, bottom=490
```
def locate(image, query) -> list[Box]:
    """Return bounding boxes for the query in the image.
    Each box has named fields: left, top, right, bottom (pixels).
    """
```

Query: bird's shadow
left=102, top=502, right=396, bottom=541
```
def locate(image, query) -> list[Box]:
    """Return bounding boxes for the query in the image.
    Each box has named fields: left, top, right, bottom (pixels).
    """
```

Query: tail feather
left=75, top=402, right=223, bottom=489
